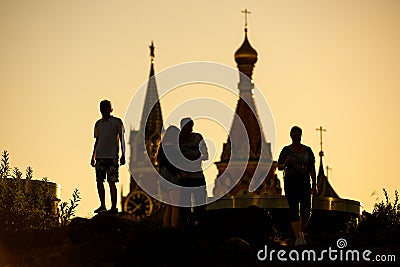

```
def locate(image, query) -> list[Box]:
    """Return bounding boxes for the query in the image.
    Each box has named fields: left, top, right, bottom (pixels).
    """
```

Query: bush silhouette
left=347, top=188, right=400, bottom=244
left=0, top=150, right=80, bottom=231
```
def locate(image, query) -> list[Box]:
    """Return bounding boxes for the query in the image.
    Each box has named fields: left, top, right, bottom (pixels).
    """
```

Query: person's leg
left=291, top=220, right=301, bottom=238
left=180, top=177, right=192, bottom=227
left=288, top=198, right=301, bottom=239
left=97, top=180, right=106, bottom=208
left=285, top=181, right=302, bottom=244
left=192, top=177, right=207, bottom=225
left=95, top=159, right=107, bottom=209
left=299, top=217, right=309, bottom=244
left=109, top=181, right=117, bottom=209
left=300, top=218, right=309, bottom=233
left=169, top=188, right=180, bottom=228
left=107, top=158, right=119, bottom=212
left=299, top=183, right=312, bottom=241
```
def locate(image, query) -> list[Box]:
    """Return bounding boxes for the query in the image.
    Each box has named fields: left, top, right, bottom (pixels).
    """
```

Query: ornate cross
left=242, top=9, right=251, bottom=28
left=326, top=165, right=332, bottom=179
left=316, top=126, right=326, bottom=152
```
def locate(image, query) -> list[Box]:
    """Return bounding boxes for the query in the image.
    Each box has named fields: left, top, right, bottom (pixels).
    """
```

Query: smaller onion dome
left=234, top=29, right=258, bottom=65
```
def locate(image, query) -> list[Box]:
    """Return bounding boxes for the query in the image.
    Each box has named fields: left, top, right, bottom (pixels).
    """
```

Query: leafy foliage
left=59, top=188, right=81, bottom=226
left=347, top=188, right=400, bottom=243
left=0, top=150, right=81, bottom=231
left=372, top=188, right=400, bottom=230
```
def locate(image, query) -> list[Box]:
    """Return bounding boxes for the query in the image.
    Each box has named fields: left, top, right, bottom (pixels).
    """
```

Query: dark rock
left=217, top=237, right=256, bottom=266
left=67, top=217, right=92, bottom=243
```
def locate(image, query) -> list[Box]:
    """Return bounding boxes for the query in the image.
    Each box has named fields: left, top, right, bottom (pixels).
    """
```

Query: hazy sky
left=1, top=0, right=399, bottom=217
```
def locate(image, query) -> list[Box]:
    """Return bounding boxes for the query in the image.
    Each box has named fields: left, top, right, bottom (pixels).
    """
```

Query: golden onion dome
left=234, top=29, right=258, bottom=65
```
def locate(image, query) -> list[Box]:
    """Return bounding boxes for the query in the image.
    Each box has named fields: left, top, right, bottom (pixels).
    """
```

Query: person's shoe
left=295, top=237, right=304, bottom=246
left=108, top=207, right=118, bottom=215
left=94, top=206, right=107, bottom=213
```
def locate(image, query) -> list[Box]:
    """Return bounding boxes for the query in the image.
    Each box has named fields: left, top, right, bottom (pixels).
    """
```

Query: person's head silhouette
left=180, top=117, right=194, bottom=136
left=100, top=100, right=113, bottom=119
left=290, top=126, right=302, bottom=144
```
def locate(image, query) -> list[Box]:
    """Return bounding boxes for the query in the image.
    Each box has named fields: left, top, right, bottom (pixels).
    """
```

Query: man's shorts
left=95, top=158, right=119, bottom=183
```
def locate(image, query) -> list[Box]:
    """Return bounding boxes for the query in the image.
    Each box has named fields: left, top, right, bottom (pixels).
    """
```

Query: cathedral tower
left=213, top=12, right=279, bottom=197
left=122, top=42, right=164, bottom=218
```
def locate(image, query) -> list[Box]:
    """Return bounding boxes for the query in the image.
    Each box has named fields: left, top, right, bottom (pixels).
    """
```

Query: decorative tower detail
left=315, top=126, right=339, bottom=198
left=213, top=10, right=280, bottom=197
left=122, top=42, right=164, bottom=220
left=207, top=13, right=361, bottom=232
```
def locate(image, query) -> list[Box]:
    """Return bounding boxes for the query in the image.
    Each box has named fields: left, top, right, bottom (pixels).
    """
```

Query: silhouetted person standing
left=179, top=117, right=208, bottom=227
left=91, top=100, right=125, bottom=214
left=157, top=125, right=182, bottom=228
left=278, top=126, right=316, bottom=246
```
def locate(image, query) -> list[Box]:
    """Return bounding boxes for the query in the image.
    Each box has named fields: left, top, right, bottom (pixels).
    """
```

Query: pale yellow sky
left=1, top=0, right=399, bottom=217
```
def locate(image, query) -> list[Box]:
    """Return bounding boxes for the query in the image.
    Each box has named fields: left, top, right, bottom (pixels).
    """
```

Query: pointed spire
left=139, top=41, right=163, bottom=148
left=315, top=127, right=339, bottom=198
left=127, top=41, right=164, bottom=203
left=316, top=126, right=327, bottom=179
left=318, top=154, right=326, bottom=178
left=149, top=41, right=155, bottom=78
left=316, top=153, right=339, bottom=198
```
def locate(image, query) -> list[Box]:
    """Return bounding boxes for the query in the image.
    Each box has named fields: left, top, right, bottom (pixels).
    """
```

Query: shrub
left=372, top=188, right=400, bottom=231
left=347, top=188, right=400, bottom=243
left=0, top=150, right=80, bottom=231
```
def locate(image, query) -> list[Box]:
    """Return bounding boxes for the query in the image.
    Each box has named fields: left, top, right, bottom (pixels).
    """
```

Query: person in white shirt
left=91, top=100, right=125, bottom=214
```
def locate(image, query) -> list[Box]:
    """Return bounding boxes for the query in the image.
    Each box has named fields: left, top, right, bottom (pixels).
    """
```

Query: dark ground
left=0, top=210, right=398, bottom=267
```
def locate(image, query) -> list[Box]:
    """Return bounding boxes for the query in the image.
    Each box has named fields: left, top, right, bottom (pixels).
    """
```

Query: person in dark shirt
left=157, top=125, right=182, bottom=228
left=278, top=126, right=317, bottom=246
left=179, top=117, right=208, bottom=227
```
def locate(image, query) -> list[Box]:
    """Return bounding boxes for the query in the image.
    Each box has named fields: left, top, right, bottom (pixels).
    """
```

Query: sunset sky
left=1, top=0, right=399, bottom=217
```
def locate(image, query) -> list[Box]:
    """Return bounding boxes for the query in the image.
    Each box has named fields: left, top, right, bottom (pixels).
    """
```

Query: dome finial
left=241, top=9, right=251, bottom=32
left=316, top=126, right=327, bottom=155
left=149, top=41, right=156, bottom=77
left=149, top=41, right=155, bottom=62
left=234, top=9, right=258, bottom=71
